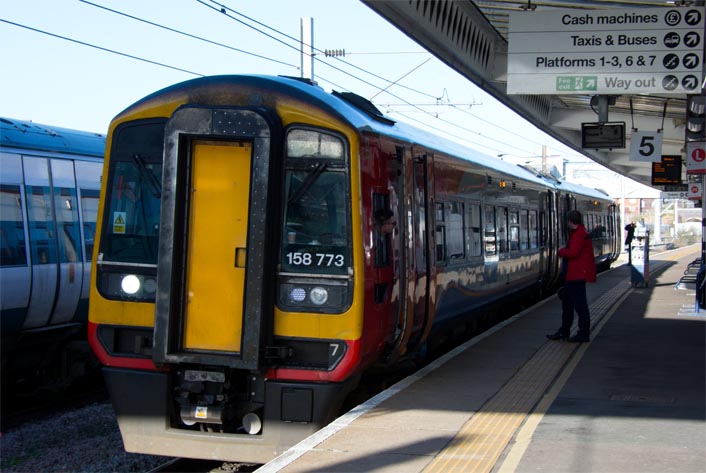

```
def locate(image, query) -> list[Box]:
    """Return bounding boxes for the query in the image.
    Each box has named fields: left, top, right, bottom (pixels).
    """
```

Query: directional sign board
left=508, top=7, right=704, bottom=94
left=660, top=191, right=689, bottom=200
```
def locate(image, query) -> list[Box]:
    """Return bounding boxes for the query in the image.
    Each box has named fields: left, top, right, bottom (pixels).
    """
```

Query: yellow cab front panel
left=88, top=78, right=365, bottom=373
left=183, top=141, right=251, bottom=353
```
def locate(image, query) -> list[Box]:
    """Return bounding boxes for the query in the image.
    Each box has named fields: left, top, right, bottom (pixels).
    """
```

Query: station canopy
left=362, top=0, right=705, bottom=191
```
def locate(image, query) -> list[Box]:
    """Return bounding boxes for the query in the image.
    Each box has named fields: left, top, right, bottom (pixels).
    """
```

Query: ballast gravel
left=1, top=402, right=168, bottom=473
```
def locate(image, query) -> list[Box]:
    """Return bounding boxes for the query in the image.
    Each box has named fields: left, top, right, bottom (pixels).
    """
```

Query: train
left=87, top=75, right=621, bottom=463
left=0, top=117, right=105, bottom=392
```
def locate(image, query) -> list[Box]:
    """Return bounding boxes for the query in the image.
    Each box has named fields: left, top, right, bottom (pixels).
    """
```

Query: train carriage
left=0, top=117, right=105, bottom=390
left=87, top=75, right=619, bottom=462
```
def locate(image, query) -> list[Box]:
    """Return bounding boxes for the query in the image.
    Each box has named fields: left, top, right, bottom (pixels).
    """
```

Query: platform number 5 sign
left=630, top=131, right=663, bottom=163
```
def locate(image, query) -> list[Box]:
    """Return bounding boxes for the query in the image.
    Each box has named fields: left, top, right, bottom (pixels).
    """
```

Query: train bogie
left=88, top=75, right=620, bottom=462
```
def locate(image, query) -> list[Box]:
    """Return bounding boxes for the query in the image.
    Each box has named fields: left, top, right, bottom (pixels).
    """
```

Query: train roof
left=123, top=75, right=616, bottom=202
left=125, top=75, right=551, bottom=188
left=555, top=179, right=611, bottom=202
left=0, top=117, right=105, bottom=158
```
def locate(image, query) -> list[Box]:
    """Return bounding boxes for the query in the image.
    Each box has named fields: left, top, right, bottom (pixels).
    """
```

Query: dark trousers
left=559, top=280, right=590, bottom=338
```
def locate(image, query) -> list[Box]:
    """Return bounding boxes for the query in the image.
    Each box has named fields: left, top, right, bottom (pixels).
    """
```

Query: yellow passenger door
left=182, top=141, right=251, bottom=353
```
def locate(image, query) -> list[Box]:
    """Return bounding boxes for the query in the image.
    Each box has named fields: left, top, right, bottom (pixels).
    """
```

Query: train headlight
left=98, top=268, right=157, bottom=302
left=278, top=281, right=350, bottom=313
left=309, top=286, right=329, bottom=305
left=121, top=275, right=141, bottom=294
left=289, top=287, right=307, bottom=302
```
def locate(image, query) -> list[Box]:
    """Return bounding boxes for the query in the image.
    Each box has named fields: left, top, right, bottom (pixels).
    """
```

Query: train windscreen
left=281, top=129, right=350, bottom=276
left=99, top=120, right=165, bottom=265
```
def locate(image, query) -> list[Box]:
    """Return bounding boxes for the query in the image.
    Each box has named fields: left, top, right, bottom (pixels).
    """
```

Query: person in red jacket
left=547, top=210, right=596, bottom=343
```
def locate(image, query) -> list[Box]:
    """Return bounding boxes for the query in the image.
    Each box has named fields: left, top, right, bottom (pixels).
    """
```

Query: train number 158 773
left=285, top=252, right=345, bottom=267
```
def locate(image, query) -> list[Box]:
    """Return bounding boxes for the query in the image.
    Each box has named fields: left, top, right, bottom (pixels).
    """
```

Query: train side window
left=447, top=202, right=464, bottom=261
left=484, top=205, right=496, bottom=258
left=529, top=210, right=539, bottom=249
left=26, top=185, right=58, bottom=264
left=468, top=203, right=482, bottom=257
left=55, top=186, right=81, bottom=263
left=80, top=189, right=100, bottom=261
left=0, top=184, right=28, bottom=266
left=435, top=202, right=446, bottom=264
left=509, top=209, right=520, bottom=252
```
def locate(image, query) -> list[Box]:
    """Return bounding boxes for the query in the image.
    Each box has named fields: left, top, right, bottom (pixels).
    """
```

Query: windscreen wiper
left=287, top=162, right=327, bottom=205
left=132, top=154, right=162, bottom=198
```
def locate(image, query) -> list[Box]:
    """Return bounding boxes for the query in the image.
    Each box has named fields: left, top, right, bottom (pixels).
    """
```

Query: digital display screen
left=581, top=122, right=626, bottom=150
left=652, top=155, right=682, bottom=186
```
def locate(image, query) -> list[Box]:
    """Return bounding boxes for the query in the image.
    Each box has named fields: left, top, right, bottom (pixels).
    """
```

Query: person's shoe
left=568, top=335, right=589, bottom=343
left=546, top=332, right=568, bottom=341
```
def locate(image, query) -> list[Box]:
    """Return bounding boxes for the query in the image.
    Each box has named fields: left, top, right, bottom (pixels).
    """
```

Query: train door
left=75, top=161, right=102, bottom=305
left=23, top=156, right=58, bottom=328
left=183, top=140, right=250, bottom=352
left=407, top=151, right=435, bottom=350
left=542, top=191, right=560, bottom=289
left=49, top=158, right=83, bottom=324
left=382, top=145, right=413, bottom=360
left=559, top=195, right=575, bottom=246
left=610, top=204, right=621, bottom=261
left=0, top=152, right=30, bottom=332
left=497, top=206, right=509, bottom=260
left=154, top=108, right=278, bottom=369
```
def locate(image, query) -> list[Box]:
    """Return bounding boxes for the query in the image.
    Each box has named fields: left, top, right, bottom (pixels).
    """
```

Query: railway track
left=148, top=458, right=261, bottom=472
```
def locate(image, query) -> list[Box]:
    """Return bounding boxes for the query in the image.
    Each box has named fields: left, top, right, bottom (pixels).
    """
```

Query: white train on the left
left=0, top=117, right=105, bottom=391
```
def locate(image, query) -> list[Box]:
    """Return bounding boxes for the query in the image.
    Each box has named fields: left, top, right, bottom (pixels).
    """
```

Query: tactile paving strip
left=422, top=282, right=628, bottom=473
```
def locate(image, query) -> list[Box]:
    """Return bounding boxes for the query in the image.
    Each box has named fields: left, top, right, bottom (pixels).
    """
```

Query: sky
left=0, top=0, right=656, bottom=197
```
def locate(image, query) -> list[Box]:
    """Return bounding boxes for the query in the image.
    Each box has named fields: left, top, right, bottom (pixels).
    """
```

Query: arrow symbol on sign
left=586, top=78, right=597, bottom=88
left=684, top=32, right=701, bottom=47
left=683, top=54, right=700, bottom=68
left=682, top=76, right=698, bottom=90
left=686, top=10, right=702, bottom=25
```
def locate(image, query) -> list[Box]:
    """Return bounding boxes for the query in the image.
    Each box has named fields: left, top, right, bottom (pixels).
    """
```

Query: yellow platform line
left=423, top=284, right=626, bottom=473
left=496, top=289, right=632, bottom=473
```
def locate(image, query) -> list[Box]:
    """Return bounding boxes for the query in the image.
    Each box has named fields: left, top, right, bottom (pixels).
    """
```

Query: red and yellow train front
left=87, top=77, right=368, bottom=462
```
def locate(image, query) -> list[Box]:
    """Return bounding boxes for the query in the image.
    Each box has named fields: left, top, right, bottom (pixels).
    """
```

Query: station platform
left=258, top=245, right=706, bottom=473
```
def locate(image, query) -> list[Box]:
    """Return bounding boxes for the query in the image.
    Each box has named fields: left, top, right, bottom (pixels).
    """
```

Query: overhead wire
left=197, top=0, right=541, bottom=155
left=196, top=0, right=414, bottom=97
left=6, top=0, right=577, bottom=159
left=80, top=0, right=565, bottom=156
left=390, top=109, right=507, bottom=156
left=200, top=0, right=441, bottom=100
left=79, top=0, right=298, bottom=69
left=0, top=18, right=204, bottom=77
left=198, top=1, right=568, bottom=157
